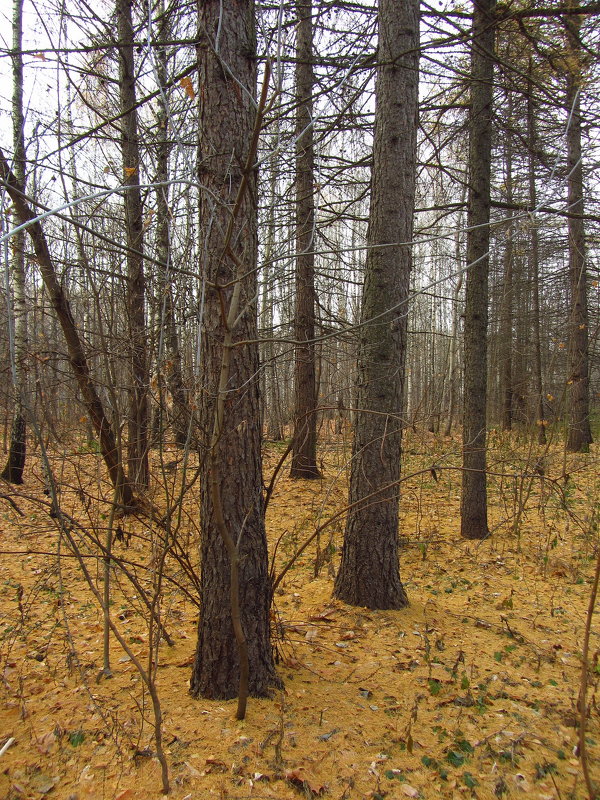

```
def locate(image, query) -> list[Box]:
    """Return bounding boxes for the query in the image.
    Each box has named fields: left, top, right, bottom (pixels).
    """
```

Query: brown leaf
left=29, top=774, right=58, bottom=795
left=183, top=761, right=202, bottom=778
left=179, top=76, right=196, bottom=100
left=309, top=607, right=337, bottom=622
left=285, top=769, right=326, bottom=796
left=36, top=731, right=56, bottom=754
left=115, top=790, right=134, bottom=800
left=205, top=757, right=227, bottom=773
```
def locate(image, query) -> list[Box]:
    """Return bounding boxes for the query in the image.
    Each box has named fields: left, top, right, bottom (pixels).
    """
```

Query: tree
left=564, top=10, right=593, bottom=452
left=153, top=0, right=191, bottom=449
left=527, top=58, right=547, bottom=445
left=460, top=0, right=496, bottom=541
left=190, top=0, right=280, bottom=705
left=498, top=92, right=515, bottom=432
left=117, top=0, right=150, bottom=487
left=0, top=153, right=135, bottom=509
left=2, top=0, right=28, bottom=485
left=333, top=0, right=419, bottom=609
left=290, top=0, right=321, bottom=480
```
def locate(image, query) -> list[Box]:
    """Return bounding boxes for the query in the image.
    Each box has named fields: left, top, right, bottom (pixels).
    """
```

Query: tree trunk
left=527, top=60, right=546, bottom=444
left=2, top=0, right=28, bottom=485
left=117, top=0, right=149, bottom=486
left=498, top=96, right=514, bottom=431
left=0, top=151, right=134, bottom=509
left=190, top=0, right=280, bottom=700
left=460, top=0, right=495, bottom=540
left=290, top=0, right=320, bottom=479
left=154, top=4, right=190, bottom=449
left=565, top=12, right=592, bottom=452
left=333, top=0, right=418, bottom=609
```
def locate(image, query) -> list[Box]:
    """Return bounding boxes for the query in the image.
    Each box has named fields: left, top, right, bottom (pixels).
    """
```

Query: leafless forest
left=0, top=0, right=599, bottom=797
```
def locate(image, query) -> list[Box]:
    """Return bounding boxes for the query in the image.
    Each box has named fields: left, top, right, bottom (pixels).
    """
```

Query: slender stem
left=578, top=542, right=600, bottom=800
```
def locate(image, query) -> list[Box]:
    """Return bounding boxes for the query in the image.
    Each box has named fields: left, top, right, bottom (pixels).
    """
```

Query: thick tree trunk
left=460, top=0, right=495, bottom=540
left=565, top=13, right=592, bottom=452
left=0, top=151, right=134, bottom=509
left=2, top=0, right=27, bottom=485
left=290, top=0, right=320, bottom=479
left=117, top=0, right=149, bottom=486
left=190, top=0, right=279, bottom=700
left=333, top=0, right=418, bottom=609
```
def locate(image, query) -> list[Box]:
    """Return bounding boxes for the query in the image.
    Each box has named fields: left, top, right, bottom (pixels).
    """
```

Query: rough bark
left=117, top=0, right=149, bottom=486
left=190, top=0, right=279, bottom=700
left=0, top=151, right=134, bottom=509
left=290, top=0, right=320, bottom=479
left=2, top=0, right=27, bottom=485
left=333, top=0, right=418, bottom=609
left=460, top=0, right=495, bottom=540
left=565, top=12, right=593, bottom=452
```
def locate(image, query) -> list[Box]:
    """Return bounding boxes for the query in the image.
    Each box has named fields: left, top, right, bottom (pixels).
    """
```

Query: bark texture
left=117, top=0, right=149, bottom=486
left=190, top=0, right=279, bottom=699
left=333, top=0, right=418, bottom=609
left=461, top=0, right=495, bottom=540
left=2, top=0, right=27, bottom=485
left=565, top=12, right=592, bottom=452
left=290, top=0, right=320, bottom=479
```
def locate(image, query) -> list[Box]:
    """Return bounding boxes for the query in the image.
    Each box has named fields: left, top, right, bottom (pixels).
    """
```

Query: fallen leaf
left=29, top=773, right=59, bottom=794
left=309, top=607, right=337, bottom=622
left=205, top=757, right=227, bottom=773
left=36, top=731, right=56, bottom=754
left=402, top=785, right=419, bottom=798
left=115, top=790, right=133, bottom=800
left=285, top=769, right=325, bottom=796
left=184, top=761, right=202, bottom=778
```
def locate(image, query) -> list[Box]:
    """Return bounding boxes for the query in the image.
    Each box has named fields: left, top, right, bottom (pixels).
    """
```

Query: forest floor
left=0, top=428, right=598, bottom=800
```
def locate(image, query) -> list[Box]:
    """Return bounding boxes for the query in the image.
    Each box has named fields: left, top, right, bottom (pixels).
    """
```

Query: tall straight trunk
left=260, top=133, right=284, bottom=442
left=2, top=0, right=28, bottom=485
left=443, top=188, right=467, bottom=438
left=461, top=0, right=495, bottom=540
left=0, top=151, right=134, bottom=508
left=154, top=4, right=190, bottom=448
left=290, top=0, right=320, bottom=479
left=498, top=98, right=514, bottom=431
left=565, top=12, right=592, bottom=452
left=117, top=0, right=149, bottom=486
left=333, top=0, right=419, bottom=609
left=190, top=0, right=279, bottom=700
left=527, top=60, right=546, bottom=444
